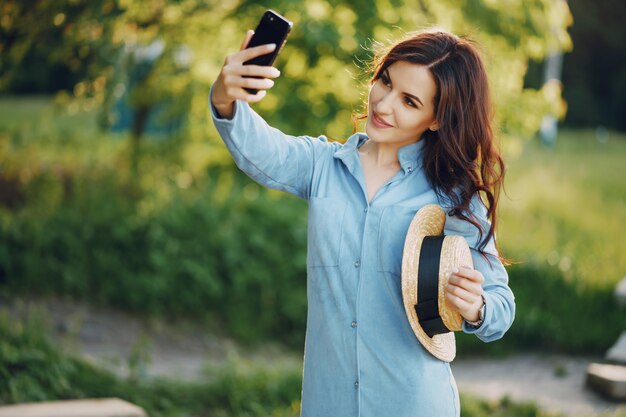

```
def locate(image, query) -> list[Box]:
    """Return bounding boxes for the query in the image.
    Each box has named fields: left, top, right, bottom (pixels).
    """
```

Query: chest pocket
left=307, top=197, right=347, bottom=268
left=377, top=205, right=417, bottom=275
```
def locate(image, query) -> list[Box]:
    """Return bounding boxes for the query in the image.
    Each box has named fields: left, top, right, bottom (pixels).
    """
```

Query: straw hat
left=401, top=204, right=474, bottom=362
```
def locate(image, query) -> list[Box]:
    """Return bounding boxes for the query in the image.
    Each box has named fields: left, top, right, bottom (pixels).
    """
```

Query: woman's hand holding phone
left=211, top=30, right=281, bottom=119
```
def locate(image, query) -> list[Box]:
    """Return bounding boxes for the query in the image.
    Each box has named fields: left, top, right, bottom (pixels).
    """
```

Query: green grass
left=0, top=96, right=54, bottom=129
left=461, top=131, right=626, bottom=355
left=500, top=130, right=626, bottom=290
left=464, top=130, right=626, bottom=354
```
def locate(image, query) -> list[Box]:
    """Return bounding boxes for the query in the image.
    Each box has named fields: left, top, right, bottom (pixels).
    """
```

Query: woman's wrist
left=210, top=82, right=235, bottom=119
left=465, top=295, right=486, bottom=327
left=213, top=101, right=235, bottom=119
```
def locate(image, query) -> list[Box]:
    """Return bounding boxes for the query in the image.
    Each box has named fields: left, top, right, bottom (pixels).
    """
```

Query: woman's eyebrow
left=384, top=69, right=424, bottom=107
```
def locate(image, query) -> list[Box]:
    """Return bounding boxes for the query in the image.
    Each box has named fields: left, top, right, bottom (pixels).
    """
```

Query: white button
left=364, top=207, right=368, bottom=213
left=351, top=321, right=357, bottom=328
left=354, top=380, right=359, bottom=388
left=408, top=166, right=413, bottom=172
left=354, top=260, right=360, bottom=268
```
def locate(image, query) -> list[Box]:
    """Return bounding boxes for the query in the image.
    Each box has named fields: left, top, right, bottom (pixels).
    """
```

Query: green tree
left=2, top=0, right=572, bottom=152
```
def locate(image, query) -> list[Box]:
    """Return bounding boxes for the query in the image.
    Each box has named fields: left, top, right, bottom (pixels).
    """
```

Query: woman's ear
left=429, top=121, right=439, bottom=132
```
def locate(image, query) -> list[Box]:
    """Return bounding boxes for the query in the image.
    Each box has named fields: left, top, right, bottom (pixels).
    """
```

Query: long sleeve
left=443, top=195, right=516, bottom=342
left=209, top=83, right=334, bottom=200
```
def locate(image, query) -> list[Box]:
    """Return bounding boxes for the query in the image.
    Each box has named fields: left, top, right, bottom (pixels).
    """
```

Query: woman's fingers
left=445, top=281, right=483, bottom=321
left=241, top=77, right=275, bottom=90
left=219, top=63, right=280, bottom=103
left=228, top=89, right=267, bottom=103
left=226, top=64, right=281, bottom=79
left=447, top=274, right=482, bottom=295
left=446, top=282, right=475, bottom=303
left=454, top=266, right=485, bottom=284
left=239, top=29, right=254, bottom=50
left=246, top=90, right=267, bottom=103
left=446, top=266, right=484, bottom=319
left=227, top=43, right=276, bottom=65
left=445, top=290, right=473, bottom=310
left=213, top=31, right=280, bottom=107
left=223, top=74, right=275, bottom=91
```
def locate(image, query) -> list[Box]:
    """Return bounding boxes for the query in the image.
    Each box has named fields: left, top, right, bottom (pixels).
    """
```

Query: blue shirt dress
left=210, top=90, right=516, bottom=417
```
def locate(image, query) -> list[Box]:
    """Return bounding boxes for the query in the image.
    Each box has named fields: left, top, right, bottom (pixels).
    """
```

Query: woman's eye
left=381, top=76, right=390, bottom=86
left=405, top=97, right=417, bottom=108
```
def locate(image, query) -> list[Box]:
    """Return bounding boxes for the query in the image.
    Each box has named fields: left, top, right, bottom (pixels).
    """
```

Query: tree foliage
left=1, top=0, right=571, bottom=143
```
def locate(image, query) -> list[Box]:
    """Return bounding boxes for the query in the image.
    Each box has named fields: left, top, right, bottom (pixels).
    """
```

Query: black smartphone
left=243, top=10, right=293, bottom=94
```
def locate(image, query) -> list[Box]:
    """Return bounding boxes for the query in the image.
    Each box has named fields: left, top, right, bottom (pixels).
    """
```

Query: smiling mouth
left=372, top=112, right=393, bottom=127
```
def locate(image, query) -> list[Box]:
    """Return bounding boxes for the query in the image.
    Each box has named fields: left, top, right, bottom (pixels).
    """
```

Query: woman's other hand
left=445, top=266, right=485, bottom=323
left=211, top=30, right=282, bottom=119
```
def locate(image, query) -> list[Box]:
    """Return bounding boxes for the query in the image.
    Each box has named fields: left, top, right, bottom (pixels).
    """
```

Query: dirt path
left=452, top=354, right=624, bottom=417
left=6, top=297, right=626, bottom=417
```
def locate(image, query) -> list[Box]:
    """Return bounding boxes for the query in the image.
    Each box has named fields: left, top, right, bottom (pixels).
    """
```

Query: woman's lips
left=371, top=111, right=393, bottom=128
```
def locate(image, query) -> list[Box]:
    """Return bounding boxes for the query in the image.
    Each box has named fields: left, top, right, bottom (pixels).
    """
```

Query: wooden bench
left=0, top=398, right=147, bottom=417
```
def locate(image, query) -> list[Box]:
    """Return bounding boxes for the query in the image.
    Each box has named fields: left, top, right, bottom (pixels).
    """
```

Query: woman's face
left=366, top=61, right=439, bottom=146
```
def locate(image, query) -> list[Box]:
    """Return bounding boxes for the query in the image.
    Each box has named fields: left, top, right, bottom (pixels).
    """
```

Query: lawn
left=500, top=129, right=626, bottom=290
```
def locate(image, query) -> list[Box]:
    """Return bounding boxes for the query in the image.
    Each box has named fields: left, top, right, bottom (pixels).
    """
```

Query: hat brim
left=401, top=205, right=473, bottom=362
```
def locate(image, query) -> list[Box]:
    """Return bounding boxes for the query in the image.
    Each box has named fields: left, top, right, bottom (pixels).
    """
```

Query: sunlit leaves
left=2, top=0, right=572, bottom=146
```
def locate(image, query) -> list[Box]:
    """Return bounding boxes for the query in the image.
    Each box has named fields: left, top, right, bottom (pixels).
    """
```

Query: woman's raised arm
left=210, top=30, right=334, bottom=200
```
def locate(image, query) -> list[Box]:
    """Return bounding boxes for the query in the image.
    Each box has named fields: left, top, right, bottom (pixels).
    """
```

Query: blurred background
left=1, top=0, right=625, bottom=416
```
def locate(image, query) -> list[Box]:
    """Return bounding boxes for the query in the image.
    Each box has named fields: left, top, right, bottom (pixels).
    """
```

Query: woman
left=210, top=28, right=515, bottom=417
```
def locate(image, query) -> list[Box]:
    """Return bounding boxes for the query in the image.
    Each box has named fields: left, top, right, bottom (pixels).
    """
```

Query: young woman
left=210, top=28, right=515, bottom=417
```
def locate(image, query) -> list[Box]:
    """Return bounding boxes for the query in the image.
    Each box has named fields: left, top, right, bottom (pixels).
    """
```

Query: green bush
left=0, top=313, right=302, bottom=416
left=5, top=157, right=623, bottom=355
left=499, top=130, right=626, bottom=290
left=0, top=313, right=119, bottom=403
left=2, top=146, right=624, bottom=354
left=510, top=262, right=624, bottom=353
left=0, top=164, right=308, bottom=348
left=457, top=262, right=625, bottom=355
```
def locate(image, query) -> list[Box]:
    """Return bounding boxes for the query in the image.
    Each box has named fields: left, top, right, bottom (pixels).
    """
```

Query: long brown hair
left=354, top=29, right=507, bottom=262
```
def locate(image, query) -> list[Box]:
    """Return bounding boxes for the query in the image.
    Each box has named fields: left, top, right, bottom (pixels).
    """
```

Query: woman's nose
left=375, top=91, right=393, bottom=115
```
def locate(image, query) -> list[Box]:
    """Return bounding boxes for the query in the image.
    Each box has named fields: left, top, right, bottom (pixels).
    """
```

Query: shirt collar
left=397, top=139, right=425, bottom=174
left=333, top=133, right=425, bottom=174
left=332, top=133, right=367, bottom=174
